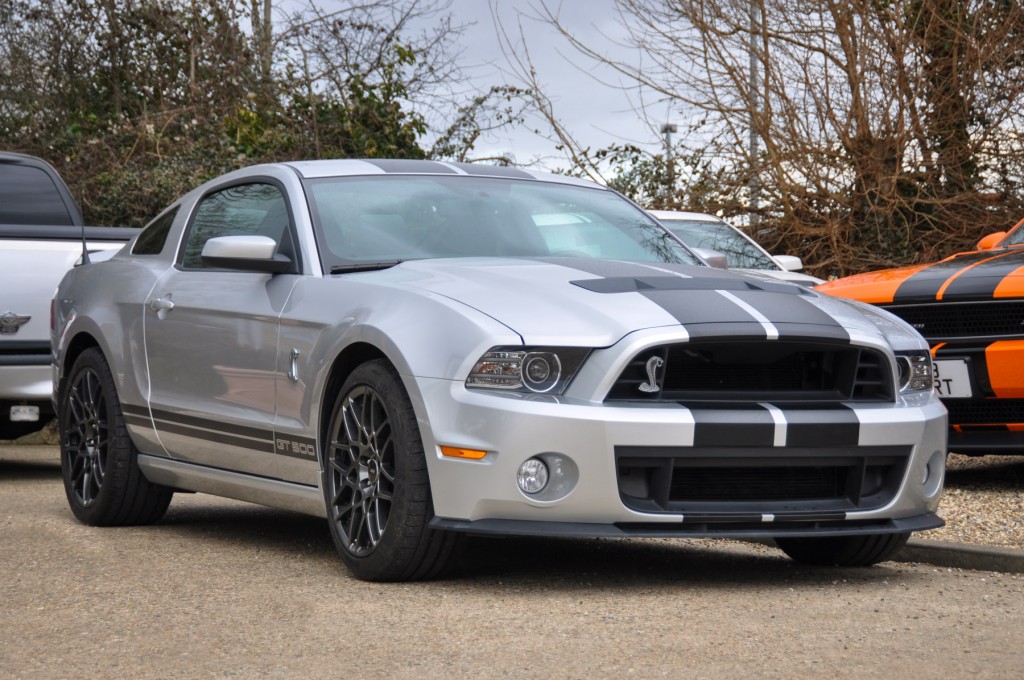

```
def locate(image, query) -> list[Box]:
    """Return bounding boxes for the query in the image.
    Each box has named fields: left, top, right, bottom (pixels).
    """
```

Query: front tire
left=59, top=348, right=172, bottom=526
left=323, top=360, right=460, bottom=581
left=775, top=533, right=910, bottom=567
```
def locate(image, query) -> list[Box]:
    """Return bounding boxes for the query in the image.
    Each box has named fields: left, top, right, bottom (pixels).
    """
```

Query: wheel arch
left=57, top=331, right=103, bottom=399
left=317, top=341, right=393, bottom=461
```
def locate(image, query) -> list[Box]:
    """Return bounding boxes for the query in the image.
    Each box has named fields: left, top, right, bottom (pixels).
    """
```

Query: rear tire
left=59, top=348, right=172, bottom=526
left=322, top=360, right=460, bottom=581
left=775, top=533, right=910, bottom=567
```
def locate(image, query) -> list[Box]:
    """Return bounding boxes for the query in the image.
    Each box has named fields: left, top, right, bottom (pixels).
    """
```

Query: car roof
left=282, top=159, right=604, bottom=189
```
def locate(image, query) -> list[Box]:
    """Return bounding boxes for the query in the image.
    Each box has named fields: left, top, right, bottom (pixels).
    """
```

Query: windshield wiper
left=330, top=260, right=404, bottom=274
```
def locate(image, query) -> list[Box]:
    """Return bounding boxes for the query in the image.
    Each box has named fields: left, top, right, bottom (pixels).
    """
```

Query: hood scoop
left=572, top=276, right=808, bottom=295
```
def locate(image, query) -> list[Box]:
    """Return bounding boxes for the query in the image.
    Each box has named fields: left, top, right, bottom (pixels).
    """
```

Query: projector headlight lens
left=466, top=347, right=589, bottom=394
left=896, top=351, right=934, bottom=394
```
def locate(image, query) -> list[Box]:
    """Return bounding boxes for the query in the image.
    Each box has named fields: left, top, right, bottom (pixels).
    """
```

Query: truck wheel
left=322, top=360, right=460, bottom=581
left=775, top=533, right=910, bottom=567
left=59, top=348, right=172, bottom=526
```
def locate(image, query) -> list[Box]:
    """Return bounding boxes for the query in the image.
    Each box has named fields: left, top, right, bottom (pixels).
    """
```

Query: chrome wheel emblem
left=638, top=356, right=665, bottom=393
left=0, top=311, right=31, bottom=335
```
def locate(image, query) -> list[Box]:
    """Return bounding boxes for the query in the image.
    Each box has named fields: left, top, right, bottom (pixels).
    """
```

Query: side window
left=181, top=183, right=292, bottom=269
left=132, top=206, right=179, bottom=255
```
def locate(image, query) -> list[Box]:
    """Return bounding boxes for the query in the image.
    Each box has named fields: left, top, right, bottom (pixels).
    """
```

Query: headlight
left=466, top=347, right=590, bottom=394
left=896, top=351, right=934, bottom=394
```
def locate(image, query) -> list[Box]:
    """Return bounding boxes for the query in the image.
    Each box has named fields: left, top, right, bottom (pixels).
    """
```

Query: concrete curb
left=892, top=538, right=1024, bottom=573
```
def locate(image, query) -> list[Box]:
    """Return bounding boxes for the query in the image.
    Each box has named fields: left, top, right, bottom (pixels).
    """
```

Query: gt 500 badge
left=275, top=438, right=317, bottom=458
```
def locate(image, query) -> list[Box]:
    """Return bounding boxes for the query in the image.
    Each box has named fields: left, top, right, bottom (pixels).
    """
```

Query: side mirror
left=773, top=254, right=804, bottom=272
left=692, top=247, right=729, bottom=270
left=201, top=235, right=292, bottom=273
left=976, top=232, right=1007, bottom=251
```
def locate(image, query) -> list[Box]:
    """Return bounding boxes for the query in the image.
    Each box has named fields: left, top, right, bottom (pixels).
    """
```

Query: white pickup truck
left=0, top=152, right=137, bottom=440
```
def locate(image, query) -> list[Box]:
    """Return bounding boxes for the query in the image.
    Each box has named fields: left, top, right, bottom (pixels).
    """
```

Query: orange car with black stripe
left=818, top=217, right=1024, bottom=454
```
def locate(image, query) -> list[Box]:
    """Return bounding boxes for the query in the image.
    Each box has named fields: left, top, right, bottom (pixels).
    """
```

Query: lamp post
left=748, top=1, right=762, bottom=230
left=661, top=122, right=677, bottom=208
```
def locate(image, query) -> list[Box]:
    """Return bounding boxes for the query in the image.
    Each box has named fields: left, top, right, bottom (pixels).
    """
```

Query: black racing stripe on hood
left=642, top=289, right=767, bottom=325
left=554, top=259, right=849, bottom=341
left=726, top=290, right=850, bottom=342
left=938, top=248, right=1024, bottom=300
left=893, top=250, right=1016, bottom=302
left=362, top=159, right=458, bottom=174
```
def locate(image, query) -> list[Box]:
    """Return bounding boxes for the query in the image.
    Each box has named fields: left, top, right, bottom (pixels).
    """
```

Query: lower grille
left=669, top=466, right=846, bottom=501
left=945, top=399, right=1024, bottom=425
left=616, top=446, right=910, bottom=514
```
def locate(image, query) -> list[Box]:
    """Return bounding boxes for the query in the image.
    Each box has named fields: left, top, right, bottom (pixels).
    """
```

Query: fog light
left=517, top=458, right=549, bottom=494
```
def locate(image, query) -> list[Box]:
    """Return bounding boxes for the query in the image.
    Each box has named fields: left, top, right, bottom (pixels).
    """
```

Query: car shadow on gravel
left=142, top=502, right=918, bottom=588
left=946, top=455, right=1024, bottom=490
left=448, top=535, right=923, bottom=590
left=0, top=458, right=61, bottom=481
left=154, top=500, right=337, bottom=560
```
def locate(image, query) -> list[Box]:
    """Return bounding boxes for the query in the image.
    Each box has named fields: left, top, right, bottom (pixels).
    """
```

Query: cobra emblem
left=638, top=356, right=664, bottom=393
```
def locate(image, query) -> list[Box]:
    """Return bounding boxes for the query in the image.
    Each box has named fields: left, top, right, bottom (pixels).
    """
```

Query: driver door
left=143, top=181, right=300, bottom=478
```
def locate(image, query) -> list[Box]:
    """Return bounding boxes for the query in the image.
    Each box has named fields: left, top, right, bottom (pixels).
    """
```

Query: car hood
left=819, top=246, right=1024, bottom=304
left=374, top=258, right=894, bottom=347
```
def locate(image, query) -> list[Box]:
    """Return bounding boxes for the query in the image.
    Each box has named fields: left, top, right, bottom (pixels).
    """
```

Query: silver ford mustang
left=52, top=160, right=946, bottom=581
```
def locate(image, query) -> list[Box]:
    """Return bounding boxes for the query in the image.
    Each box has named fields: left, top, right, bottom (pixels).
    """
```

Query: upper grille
left=606, top=340, right=894, bottom=403
left=881, top=300, right=1024, bottom=340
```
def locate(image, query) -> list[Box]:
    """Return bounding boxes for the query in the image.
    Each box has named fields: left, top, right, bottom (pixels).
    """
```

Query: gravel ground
left=919, top=454, right=1024, bottom=550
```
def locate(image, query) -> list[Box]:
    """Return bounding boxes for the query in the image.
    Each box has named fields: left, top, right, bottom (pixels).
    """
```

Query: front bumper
left=414, top=377, right=948, bottom=536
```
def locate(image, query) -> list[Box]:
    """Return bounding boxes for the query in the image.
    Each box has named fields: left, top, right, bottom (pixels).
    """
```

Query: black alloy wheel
left=328, top=383, right=396, bottom=557
left=59, top=348, right=172, bottom=526
left=64, top=363, right=108, bottom=507
left=323, top=360, right=460, bottom=581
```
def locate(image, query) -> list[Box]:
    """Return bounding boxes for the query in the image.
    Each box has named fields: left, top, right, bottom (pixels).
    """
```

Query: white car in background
left=649, top=210, right=824, bottom=286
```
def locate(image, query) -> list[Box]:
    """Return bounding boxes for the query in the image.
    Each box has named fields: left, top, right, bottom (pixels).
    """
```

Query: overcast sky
left=283, top=0, right=671, bottom=169
left=432, top=0, right=667, bottom=168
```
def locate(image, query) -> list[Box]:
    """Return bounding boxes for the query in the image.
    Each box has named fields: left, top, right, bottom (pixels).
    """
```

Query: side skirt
left=137, top=454, right=327, bottom=519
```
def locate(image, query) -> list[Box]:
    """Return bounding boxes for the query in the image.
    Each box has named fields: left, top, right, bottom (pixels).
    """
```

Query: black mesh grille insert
left=670, top=466, right=846, bottom=501
left=606, top=341, right=893, bottom=403
left=615, top=446, right=911, bottom=514
left=945, top=399, right=1024, bottom=425
left=881, top=301, right=1024, bottom=340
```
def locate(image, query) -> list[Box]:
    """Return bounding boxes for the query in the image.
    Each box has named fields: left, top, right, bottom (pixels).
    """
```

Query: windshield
left=659, top=219, right=778, bottom=270
left=304, top=175, right=699, bottom=269
left=1004, top=219, right=1024, bottom=247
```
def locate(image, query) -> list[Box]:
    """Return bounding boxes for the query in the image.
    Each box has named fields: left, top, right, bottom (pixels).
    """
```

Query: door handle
left=149, top=297, right=175, bottom=312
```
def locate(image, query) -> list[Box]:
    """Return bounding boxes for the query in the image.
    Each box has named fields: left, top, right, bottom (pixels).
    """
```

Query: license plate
left=9, top=405, right=40, bottom=422
left=933, top=359, right=972, bottom=398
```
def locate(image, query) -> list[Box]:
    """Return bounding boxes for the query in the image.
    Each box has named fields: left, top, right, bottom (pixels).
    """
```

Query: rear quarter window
left=132, top=207, right=179, bottom=255
left=0, top=163, right=75, bottom=225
